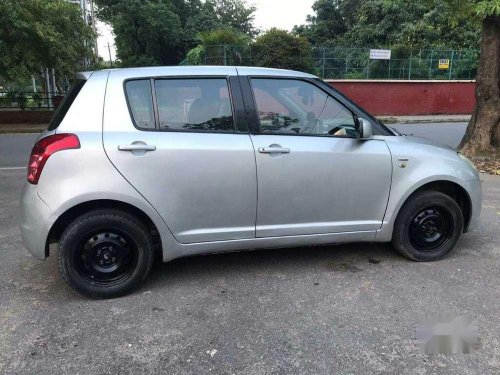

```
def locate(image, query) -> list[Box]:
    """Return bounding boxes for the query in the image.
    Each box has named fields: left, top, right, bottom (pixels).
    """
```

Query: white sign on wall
left=369, top=49, right=392, bottom=60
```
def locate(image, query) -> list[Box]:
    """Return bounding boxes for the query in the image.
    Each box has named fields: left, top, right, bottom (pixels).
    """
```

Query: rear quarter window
left=124, top=80, right=156, bottom=129
left=47, top=79, right=86, bottom=131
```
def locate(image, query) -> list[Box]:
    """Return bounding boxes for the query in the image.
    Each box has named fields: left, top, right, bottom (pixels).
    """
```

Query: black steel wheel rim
left=409, top=206, right=453, bottom=252
left=74, top=230, right=138, bottom=286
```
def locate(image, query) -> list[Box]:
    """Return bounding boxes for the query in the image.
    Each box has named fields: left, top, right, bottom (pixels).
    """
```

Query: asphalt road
left=0, top=122, right=468, bottom=169
left=1, top=124, right=499, bottom=374
left=391, top=122, right=468, bottom=149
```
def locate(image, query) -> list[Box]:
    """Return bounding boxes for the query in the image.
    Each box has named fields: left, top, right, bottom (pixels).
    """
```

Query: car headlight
left=458, top=153, right=477, bottom=171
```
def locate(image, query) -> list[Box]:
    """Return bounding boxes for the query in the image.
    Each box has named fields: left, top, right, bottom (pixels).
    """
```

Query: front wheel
left=58, top=209, right=154, bottom=298
left=392, top=191, right=464, bottom=261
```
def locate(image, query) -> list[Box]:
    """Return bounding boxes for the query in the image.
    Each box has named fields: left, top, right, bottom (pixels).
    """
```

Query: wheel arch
left=396, top=180, right=472, bottom=233
left=47, top=199, right=162, bottom=258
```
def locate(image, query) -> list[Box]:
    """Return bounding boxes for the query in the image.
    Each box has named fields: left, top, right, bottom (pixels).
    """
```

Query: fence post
left=322, top=48, right=325, bottom=78
left=449, top=50, right=454, bottom=80
left=51, top=68, right=57, bottom=95
left=408, top=49, right=413, bottom=80
left=345, top=50, right=349, bottom=76
left=429, top=50, right=434, bottom=79
left=45, top=68, right=52, bottom=108
left=223, top=45, right=227, bottom=66
left=366, top=49, right=370, bottom=79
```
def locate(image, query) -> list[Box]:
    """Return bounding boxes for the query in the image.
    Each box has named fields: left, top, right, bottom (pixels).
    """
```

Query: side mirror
left=356, top=118, right=373, bottom=140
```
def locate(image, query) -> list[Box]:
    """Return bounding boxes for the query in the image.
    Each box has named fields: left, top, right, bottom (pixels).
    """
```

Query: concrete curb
left=0, top=124, right=48, bottom=134
left=377, top=116, right=471, bottom=124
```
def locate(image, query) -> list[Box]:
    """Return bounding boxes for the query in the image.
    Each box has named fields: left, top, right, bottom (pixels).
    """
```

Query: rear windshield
left=47, top=79, right=86, bottom=130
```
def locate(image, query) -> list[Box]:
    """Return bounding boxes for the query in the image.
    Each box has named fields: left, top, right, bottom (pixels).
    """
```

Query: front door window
left=251, top=79, right=356, bottom=137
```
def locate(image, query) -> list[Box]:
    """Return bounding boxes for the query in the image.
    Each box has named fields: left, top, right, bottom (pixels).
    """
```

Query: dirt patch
left=327, top=262, right=363, bottom=273
left=474, top=158, right=500, bottom=176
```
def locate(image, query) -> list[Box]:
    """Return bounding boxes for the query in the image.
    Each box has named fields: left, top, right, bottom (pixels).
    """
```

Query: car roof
left=80, top=66, right=317, bottom=80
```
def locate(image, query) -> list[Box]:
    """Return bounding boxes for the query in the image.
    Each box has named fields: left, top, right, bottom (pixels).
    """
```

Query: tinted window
left=251, top=79, right=356, bottom=137
left=155, top=78, right=234, bottom=132
left=48, top=79, right=86, bottom=130
left=125, top=80, right=155, bottom=129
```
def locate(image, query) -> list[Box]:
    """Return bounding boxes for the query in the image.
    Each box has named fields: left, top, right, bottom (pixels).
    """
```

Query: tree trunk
left=459, top=15, right=500, bottom=157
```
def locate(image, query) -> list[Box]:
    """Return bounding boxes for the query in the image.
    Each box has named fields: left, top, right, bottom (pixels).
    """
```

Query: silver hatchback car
left=20, top=66, right=481, bottom=298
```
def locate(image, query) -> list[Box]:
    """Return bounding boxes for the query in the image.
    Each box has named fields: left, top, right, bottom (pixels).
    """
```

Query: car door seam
left=377, top=140, right=394, bottom=238
left=248, top=134, right=259, bottom=238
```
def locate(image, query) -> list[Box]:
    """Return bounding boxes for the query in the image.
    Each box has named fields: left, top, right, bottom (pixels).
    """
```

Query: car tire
left=58, top=209, right=154, bottom=298
left=392, top=191, right=464, bottom=262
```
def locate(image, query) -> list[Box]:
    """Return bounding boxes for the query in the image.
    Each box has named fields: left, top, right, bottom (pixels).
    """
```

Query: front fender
left=375, top=136, right=480, bottom=242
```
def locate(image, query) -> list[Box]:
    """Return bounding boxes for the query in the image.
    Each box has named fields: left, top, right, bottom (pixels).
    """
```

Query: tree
left=293, top=0, right=348, bottom=46
left=96, top=0, right=182, bottom=66
left=451, top=1, right=500, bottom=157
left=252, top=29, right=315, bottom=73
left=95, top=0, right=256, bottom=66
left=0, top=0, right=94, bottom=84
left=183, top=29, right=250, bottom=66
left=386, top=0, right=499, bottom=157
left=198, top=28, right=250, bottom=46
left=294, top=0, right=481, bottom=49
left=211, top=0, right=257, bottom=37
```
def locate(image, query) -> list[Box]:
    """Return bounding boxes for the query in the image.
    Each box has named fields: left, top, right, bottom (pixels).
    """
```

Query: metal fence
left=202, top=45, right=479, bottom=80
left=0, top=91, right=62, bottom=110
left=204, top=45, right=253, bottom=66
left=314, top=48, right=479, bottom=80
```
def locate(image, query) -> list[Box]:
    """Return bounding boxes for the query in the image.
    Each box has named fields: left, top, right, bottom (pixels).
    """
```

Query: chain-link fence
left=314, top=48, right=479, bottom=80
left=204, top=45, right=253, bottom=66
left=201, top=45, right=479, bottom=80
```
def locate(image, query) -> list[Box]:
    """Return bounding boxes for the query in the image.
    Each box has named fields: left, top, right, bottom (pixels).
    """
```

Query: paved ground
left=0, top=133, right=38, bottom=168
left=391, top=122, right=468, bottom=149
left=1, top=126, right=499, bottom=374
left=0, top=122, right=469, bottom=169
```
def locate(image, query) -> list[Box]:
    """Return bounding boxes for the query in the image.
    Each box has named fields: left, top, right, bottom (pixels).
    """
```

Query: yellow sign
left=439, top=59, right=450, bottom=69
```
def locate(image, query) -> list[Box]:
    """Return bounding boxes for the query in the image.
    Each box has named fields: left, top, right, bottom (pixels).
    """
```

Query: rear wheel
left=58, top=209, right=154, bottom=298
left=392, top=191, right=464, bottom=261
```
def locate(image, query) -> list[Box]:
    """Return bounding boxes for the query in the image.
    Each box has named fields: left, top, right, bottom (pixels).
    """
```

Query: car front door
left=103, top=71, right=257, bottom=244
left=241, top=76, right=392, bottom=237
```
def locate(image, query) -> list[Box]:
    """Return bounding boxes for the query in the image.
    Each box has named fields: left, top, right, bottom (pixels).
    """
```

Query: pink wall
left=326, top=80, right=476, bottom=116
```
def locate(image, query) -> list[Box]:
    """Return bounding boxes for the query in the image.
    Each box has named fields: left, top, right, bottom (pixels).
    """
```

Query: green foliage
left=96, top=0, right=256, bottom=67
left=294, top=0, right=481, bottom=49
left=0, top=0, right=95, bottom=82
left=292, top=0, right=348, bottom=46
left=252, top=29, right=315, bottom=73
left=32, top=93, right=43, bottom=108
left=210, top=0, right=257, bottom=37
left=198, top=29, right=250, bottom=46
left=185, top=45, right=206, bottom=65
left=474, top=1, right=500, bottom=17
left=17, top=92, right=27, bottom=111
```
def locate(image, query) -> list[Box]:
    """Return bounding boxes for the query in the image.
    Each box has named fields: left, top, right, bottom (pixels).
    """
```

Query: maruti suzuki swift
left=20, top=66, right=482, bottom=298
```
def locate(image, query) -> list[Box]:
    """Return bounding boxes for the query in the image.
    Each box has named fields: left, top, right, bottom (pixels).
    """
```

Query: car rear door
left=239, top=75, right=392, bottom=237
left=103, top=68, right=257, bottom=244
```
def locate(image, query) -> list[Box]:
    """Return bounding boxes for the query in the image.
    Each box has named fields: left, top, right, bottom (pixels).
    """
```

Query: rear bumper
left=20, top=183, right=57, bottom=260
left=464, top=178, right=482, bottom=233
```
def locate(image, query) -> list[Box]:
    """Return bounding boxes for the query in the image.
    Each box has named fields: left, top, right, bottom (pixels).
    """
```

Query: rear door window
left=47, top=79, right=86, bottom=130
left=154, top=78, right=234, bottom=132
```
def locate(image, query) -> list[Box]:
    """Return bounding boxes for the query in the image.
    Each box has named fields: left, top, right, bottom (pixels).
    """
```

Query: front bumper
left=20, top=183, right=57, bottom=259
left=464, top=178, right=482, bottom=232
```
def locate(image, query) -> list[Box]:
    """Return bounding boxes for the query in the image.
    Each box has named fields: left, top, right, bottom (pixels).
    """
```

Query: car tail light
left=27, top=134, right=80, bottom=184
